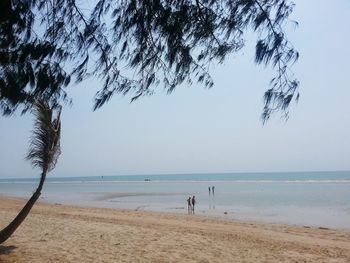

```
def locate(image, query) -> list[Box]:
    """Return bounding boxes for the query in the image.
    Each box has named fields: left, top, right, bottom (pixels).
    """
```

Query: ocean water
left=1, top=171, right=350, bottom=229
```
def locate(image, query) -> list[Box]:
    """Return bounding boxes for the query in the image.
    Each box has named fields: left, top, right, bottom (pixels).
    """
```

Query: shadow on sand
left=0, top=245, right=17, bottom=255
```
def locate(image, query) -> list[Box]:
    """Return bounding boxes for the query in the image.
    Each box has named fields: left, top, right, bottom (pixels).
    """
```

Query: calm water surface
left=1, top=171, right=350, bottom=229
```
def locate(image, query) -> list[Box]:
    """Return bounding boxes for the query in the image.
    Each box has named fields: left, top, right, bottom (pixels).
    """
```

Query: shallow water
left=1, top=171, right=350, bottom=229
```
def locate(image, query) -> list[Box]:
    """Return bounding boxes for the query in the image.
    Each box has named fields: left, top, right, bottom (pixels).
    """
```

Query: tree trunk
left=0, top=172, right=46, bottom=244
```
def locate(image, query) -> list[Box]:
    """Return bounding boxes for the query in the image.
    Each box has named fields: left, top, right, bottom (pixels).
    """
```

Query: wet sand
left=1, top=196, right=350, bottom=262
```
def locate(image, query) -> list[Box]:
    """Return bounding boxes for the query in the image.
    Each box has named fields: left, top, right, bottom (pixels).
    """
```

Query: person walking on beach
left=208, top=186, right=211, bottom=195
left=191, top=196, right=196, bottom=213
left=212, top=186, right=215, bottom=195
left=187, top=196, right=192, bottom=214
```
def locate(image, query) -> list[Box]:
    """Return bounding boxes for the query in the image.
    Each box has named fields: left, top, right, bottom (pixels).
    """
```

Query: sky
left=1, top=0, right=350, bottom=178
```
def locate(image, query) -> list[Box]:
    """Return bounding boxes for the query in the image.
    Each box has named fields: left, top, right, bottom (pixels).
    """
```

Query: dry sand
left=1, top=196, right=350, bottom=263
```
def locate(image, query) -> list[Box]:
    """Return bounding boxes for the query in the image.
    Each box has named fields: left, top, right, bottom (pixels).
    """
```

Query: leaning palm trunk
left=0, top=100, right=61, bottom=244
left=0, top=172, right=46, bottom=243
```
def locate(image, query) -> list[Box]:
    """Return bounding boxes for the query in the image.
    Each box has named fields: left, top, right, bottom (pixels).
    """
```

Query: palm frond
left=26, top=100, right=62, bottom=173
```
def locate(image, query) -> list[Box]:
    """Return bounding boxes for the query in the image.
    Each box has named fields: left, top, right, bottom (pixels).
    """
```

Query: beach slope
left=0, top=197, right=350, bottom=262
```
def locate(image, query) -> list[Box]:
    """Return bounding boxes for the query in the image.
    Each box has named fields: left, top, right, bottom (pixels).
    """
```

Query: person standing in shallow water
left=187, top=196, right=192, bottom=214
left=191, top=196, right=196, bottom=213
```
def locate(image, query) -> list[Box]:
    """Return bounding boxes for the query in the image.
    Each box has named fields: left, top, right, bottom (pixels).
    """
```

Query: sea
left=1, top=171, right=350, bottom=229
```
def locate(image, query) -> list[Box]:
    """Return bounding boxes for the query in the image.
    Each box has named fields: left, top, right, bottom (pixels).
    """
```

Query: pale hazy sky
left=1, top=0, right=350, bottom=178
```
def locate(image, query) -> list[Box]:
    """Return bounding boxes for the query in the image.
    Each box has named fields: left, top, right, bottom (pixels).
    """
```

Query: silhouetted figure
left=212, top=186, right=215, bottom=195
left=187, top=196, right=192, bottom=214
left=208, top=186, right=211, bottom=195
left=192, top=195, right=196, bottom=213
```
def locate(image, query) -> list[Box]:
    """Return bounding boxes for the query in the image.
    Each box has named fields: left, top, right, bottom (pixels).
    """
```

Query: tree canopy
left=0, top=0, right=299, bottom=121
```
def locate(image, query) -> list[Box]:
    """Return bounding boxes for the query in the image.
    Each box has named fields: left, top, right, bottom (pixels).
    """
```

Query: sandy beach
left=0, top=196, right=350, bottom=262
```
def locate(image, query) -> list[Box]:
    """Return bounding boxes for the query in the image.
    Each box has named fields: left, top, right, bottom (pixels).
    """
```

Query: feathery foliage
left=26, top=100, right=61, bottom=173
left=0, top=0, right=299, bottom=121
